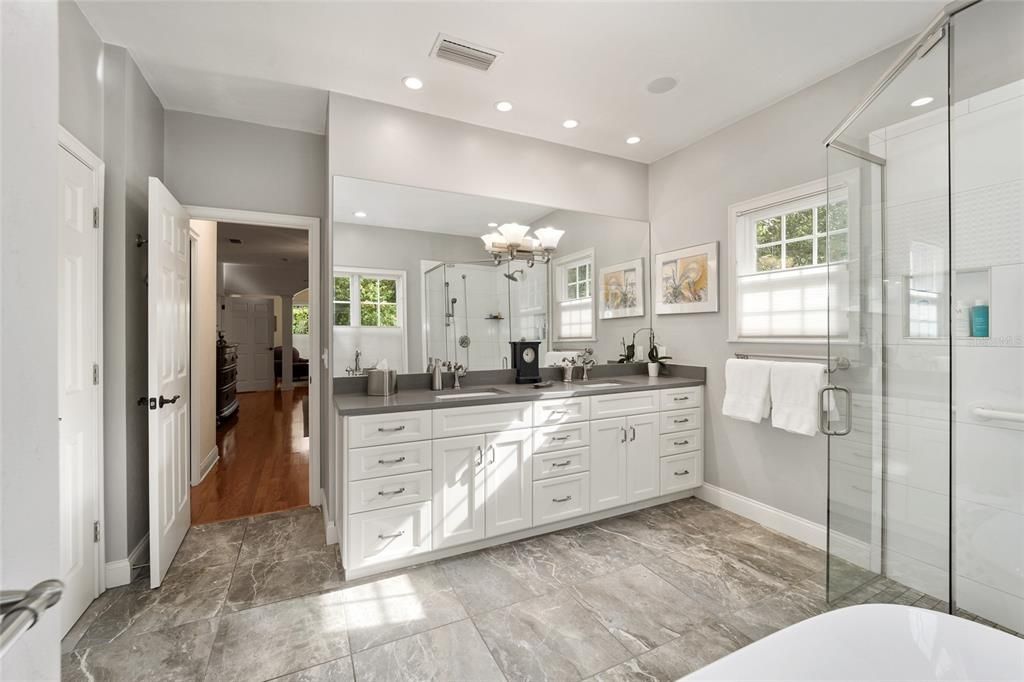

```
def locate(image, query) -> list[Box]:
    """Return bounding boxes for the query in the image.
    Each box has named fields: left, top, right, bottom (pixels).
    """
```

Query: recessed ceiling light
left=495, top=101, right=513, bottom=112
left=910, top=96, right=934, bottom=107
left=562, top=119, right=579, bottom=129
left=647, top=76, right=678, bottom=95
left=353, top=211, right=367, bottom=218
left=487, top=222, right=498, bottom=228
left=402, top=76, right=424, bottom=91
left=626, top=136, right=641, bottom=145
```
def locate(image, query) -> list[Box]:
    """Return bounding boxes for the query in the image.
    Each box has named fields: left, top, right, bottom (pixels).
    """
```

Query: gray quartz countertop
left=334, top=374, right=704, bottom=416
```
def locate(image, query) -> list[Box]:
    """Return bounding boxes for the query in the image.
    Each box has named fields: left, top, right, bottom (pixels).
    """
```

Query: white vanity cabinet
left=339, top=384, right=704, bottom=578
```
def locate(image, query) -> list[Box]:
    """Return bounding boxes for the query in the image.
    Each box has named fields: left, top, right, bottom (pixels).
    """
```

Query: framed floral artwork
left=655, top=241, right=719, bottom=314
left=598, top=258, right=644, bottom=319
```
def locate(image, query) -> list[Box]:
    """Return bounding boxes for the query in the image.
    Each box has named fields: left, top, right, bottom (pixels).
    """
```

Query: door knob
left=158, top=394, right=181, bottom=408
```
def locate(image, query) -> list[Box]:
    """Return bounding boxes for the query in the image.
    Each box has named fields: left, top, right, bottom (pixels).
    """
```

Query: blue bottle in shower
left=970, top=299, right=989, bottom=338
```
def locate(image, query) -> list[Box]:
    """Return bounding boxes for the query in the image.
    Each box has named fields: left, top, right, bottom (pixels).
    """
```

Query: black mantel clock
left=509, top=340, right=542, bottom=384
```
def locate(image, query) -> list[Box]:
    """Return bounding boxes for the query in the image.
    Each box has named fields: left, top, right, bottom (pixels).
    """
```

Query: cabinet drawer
left=533, top=422, right=589, bottom=454
left=533, top=397, right=590, bottom=426
left=349, top=441, right=432, bottom=481
left=433, top=402, right=532, bottom=438
left=660, top=386, right=703, bottom=411
left=348, top=470, right=432, bottom=515
left=533, top=447, right=589, bottom=480
left=590, top=391, right=659, bottom=419
left=533, top=473, right=590, bottom=525
left=660, top=407, right=702, bottom=434
left=660, top=453, right=700, bottom=494
left=347, top=411, right=432, bottom=448
left=659, top=431, right=702, bottom=456
left=347, top=501, right=432, bottom=569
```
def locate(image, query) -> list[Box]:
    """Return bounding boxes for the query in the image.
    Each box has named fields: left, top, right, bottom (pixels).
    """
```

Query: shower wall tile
left=955, top=423, right=1024, bottom=515
left=956, top=575, right=1024, bottom=634
left=956, top=499, right=1024, bottom=599
left=884, top=480, right=950, bottom=570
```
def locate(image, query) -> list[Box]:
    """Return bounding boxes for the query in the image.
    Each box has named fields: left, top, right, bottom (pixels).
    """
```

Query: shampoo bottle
left=970, top=299, right=989, bottom=338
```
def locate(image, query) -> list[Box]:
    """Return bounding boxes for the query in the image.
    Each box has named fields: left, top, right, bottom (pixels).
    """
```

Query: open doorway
left=189, top=220, right=313, bottom=525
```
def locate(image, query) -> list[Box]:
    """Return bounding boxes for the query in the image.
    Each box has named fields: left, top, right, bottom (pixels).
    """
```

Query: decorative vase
left=648, top=362, right=660, bottom=377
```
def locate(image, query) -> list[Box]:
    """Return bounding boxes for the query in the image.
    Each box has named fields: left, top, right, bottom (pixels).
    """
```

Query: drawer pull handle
left=674, top=470, right=691, bottom=477
left=673, top=418, right=690, bottom=424
left=674, top=396, right=690, bottom=402
left=378, top=487, right=407, bottom=496
left=378, top=531, right=405, bottom=540
left=673, top=440, right=690, bottom=446
left=550, top=409, right=569, bottom=415
left=620, top=428, right=627, bottom=443
left=552, top=495, right=573, bottom=503
left=551, top=460, right=573, bottom=468
left=629, top=426, right=636, bottom=442
left=476, top=445, right=484, bottom=466
left=550, top=435, right=572, bottom=442
left=378, top=456, right=407, bottom=465
left=378, top=425, right=406, bottom=433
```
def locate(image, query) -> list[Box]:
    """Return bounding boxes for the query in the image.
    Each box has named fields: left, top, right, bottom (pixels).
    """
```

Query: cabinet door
left=626, top=413, right=659, bottom=503
left=590, top=417, right=628, bottom=512
left=432, top=435, right=485, bottom=549
left=484, top=428, right=533, bottom=537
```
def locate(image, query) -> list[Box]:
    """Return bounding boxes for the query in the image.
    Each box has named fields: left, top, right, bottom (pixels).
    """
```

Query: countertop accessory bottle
left=431, top=360, right=443, bottom=390
left=970, top=299, right=989, bottom=338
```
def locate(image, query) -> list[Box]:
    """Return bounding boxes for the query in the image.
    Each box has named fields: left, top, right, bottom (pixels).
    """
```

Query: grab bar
left=0, top=580, right=63, bottom=659
left=972, top=405, right=1024, bottom=424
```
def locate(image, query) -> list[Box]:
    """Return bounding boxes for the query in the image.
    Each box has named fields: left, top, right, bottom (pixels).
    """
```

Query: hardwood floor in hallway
left=191, top=387, right=309, bottom=525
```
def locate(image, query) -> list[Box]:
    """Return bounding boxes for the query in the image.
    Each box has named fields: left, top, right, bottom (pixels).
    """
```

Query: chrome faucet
left=453, top=363, right=467, bottom=390
left=353, top=349, right=362, bottom=375
left=577, top=347, right=596, bottom=381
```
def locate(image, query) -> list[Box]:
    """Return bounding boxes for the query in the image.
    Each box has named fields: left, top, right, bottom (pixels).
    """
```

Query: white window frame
left=333, top=266, right=408, bottom=370
left=727, top=173, right=860, bottom=344
left=551, top=247, right=596, bottom=345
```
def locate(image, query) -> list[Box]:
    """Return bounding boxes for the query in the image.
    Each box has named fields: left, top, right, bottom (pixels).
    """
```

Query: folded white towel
left=770, top=362, right=827, bottom=436
left=722, top=359, right=773, bottom=423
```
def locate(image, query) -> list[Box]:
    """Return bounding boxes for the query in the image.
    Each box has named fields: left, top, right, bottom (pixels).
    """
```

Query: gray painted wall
left=58, top=0, right=103, bottom=153
left=327, top=92, right=649, bottom=222
left=648, top=43, right=904, bottom=525
left=223, top=261, right=309, bottom=297
left=1, top=1, right=62, bottom=676
left=164, top=110, right=325, bottom=219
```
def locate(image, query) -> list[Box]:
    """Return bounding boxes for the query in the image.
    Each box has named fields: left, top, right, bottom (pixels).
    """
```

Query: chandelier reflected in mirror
left=481, top=223, right=565, bottom=266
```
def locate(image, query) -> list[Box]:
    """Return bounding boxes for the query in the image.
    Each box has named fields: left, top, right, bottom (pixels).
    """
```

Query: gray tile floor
left=58, top=498, right=1007, bottom=682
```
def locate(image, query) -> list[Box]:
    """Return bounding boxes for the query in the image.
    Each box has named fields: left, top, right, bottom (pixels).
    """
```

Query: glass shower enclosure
left=822, top=0, right=1023, bottom=635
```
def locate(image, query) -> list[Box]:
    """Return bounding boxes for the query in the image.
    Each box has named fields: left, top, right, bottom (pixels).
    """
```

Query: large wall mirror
left=332, top=176, right=652, bottom=375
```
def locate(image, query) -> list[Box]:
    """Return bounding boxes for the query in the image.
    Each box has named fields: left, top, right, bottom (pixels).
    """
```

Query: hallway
left=191, top=387, right=309, bottom=525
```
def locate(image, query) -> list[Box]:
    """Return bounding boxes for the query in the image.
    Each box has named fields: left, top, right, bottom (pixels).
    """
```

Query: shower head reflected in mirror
left=504, top=269, right=525, bottom=282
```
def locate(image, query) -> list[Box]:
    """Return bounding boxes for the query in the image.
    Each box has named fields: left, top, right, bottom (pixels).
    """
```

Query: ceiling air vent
left=431, top=34, right=501, bottom=72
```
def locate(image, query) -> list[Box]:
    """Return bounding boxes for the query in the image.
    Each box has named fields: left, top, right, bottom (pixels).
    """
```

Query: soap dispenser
left=970, top=299, right=990, bottom=338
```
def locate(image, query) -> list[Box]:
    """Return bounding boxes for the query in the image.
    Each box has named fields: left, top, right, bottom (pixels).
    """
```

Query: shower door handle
left=819, top=385, right=852, bottom=436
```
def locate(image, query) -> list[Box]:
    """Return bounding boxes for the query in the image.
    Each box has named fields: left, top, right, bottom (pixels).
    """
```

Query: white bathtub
left=686, top=604, right=1024, bottom=681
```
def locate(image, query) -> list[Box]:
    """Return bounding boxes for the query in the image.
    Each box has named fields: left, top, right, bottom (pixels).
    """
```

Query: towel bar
left=734, top=352, right=850, bottom=373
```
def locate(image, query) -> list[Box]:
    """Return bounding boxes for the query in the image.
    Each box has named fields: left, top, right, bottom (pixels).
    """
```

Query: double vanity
left=334, top=370, right=705, bottom=578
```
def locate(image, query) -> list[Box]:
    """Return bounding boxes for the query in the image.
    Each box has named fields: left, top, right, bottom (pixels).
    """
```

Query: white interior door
left=57, top=144, right=101, bottom=633
left=226, top=298, right=275, bottom=392
left=147, top=178, right=191, bottom=588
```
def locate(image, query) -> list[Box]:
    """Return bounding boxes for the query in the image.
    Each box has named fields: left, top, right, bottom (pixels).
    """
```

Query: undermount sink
left=573, top=381, right=622, bottom=388
left=433, top=389, right=505, bottom=400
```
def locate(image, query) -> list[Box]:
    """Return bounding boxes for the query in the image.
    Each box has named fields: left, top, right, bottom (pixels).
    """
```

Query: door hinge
left=93, top=521, right=101, bottom=543
left=92, top=207, right=99, bottom=230
left=92, top=363, right=100, bottom=385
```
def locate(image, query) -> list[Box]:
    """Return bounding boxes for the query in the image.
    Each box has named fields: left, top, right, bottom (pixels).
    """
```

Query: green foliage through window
left=333, top=274, right=400, bottom=328
left=292, top=305, right=309, bottom=335
left=754, top=199, right=848, bottom=273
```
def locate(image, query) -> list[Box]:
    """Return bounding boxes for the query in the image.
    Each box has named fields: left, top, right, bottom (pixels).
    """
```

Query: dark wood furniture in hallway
left=191, top=387, right=309, bottom=525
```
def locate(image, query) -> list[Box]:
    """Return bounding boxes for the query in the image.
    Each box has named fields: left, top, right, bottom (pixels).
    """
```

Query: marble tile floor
left=58, top=498, right=1015, bottom=682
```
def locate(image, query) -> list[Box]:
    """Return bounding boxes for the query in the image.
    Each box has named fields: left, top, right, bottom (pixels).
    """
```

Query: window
left=291, top=304, right=309, bottom=335
left=730, top=177, right=856, bottom=341
left=333, top=273, right=401, bottom=328
left=552, top=249, right=595, bottom=342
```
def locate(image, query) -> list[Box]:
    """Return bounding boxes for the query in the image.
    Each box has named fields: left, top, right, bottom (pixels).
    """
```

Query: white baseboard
left=105, top=559, right=132, bottom=587
left=199, top=445, right=219, bottom=483
left=697, top=483, right=826, bottom=549
left=321, top=488, right=338, bottom=545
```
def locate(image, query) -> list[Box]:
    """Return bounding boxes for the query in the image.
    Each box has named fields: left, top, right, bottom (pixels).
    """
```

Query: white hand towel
left=722, top=359, right=773, bottom=423
left=770, top=362, right=827, bottom=436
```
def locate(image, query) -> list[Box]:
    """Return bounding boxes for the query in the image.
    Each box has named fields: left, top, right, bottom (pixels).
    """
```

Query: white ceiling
left=80, top=1, right=943, bottom=162
left=217, top=223, right=309, bottom=266
left=333, top=177, right=552, bottom=237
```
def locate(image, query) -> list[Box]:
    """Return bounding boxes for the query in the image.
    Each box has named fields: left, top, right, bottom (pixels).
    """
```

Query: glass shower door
left=824, top=27, right=952, bottom=608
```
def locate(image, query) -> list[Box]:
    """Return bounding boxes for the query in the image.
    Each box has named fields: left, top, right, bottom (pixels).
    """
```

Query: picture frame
left=598, top=258, right=644, bottom=319
left=655, top=241, right=719, bottom=314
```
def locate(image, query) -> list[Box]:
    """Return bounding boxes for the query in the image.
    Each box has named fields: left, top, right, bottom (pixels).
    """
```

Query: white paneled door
left=225, top=298, right=275, bottom=392
left=147, top=178, right=192, bottom=588
left=432, top=435, right=486, bottom=549
left=484, top=428, right=533, bottom=537
left=57, top=143, right=101, bottom=634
